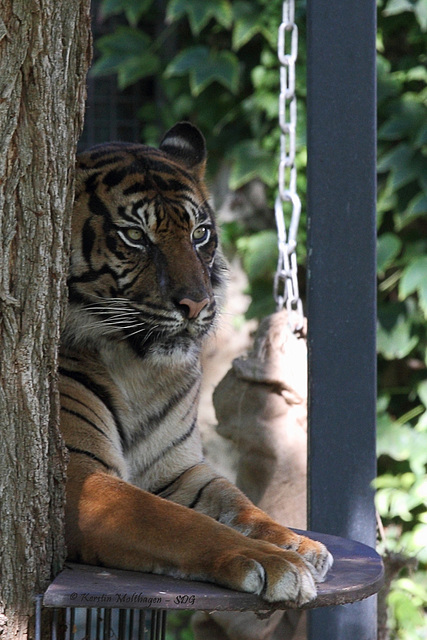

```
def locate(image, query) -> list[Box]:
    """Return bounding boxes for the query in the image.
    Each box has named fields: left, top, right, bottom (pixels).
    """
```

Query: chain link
left=274, top=0, right=304, bottom=332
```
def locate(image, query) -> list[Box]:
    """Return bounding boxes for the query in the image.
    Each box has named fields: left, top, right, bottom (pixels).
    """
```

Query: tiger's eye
left=192, top=226, right=210, bottom=244
left=125, top=228, right=143, bottom=242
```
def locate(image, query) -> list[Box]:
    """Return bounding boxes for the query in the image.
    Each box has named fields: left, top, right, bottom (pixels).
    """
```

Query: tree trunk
left=0, top=2, right=91, bottom=638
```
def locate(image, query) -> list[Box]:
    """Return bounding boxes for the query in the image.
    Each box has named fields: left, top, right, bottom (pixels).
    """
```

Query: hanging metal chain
left=274, top=0, right=304, bottom=332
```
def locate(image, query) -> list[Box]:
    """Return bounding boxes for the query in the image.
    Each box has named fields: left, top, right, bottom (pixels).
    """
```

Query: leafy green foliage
left=165, top=47, right=240, bottom=96
left=164, top=611, right=194, bottom=640
left=91, top=0, right=297, bottom=187
left=376, top=0, right=427, bottom=635
left=166, top=0, right=233, bottom=35
left=236, top=230, right=278, bottom=318
left=377, top=233, right=402, bottom=275
left=388, top=576, right=427, bottom=639
left=399, top=256, right=427, bottom=317
left=228, top=140, right=278, bottom=190
left=100, top=0, right=153, bottom=26
left=91, top=27, right=160, bottom=88
left=232, top=1, right=268, bottom=50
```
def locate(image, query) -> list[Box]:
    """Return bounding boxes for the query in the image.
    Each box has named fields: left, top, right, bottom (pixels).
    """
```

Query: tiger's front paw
left=216, top=544, right=319, bottom=605
left=239, top=516, right=333, bottom=584
left=294, top=535, right=333, bottom=583
left=272, top=530, right=333, bottom=583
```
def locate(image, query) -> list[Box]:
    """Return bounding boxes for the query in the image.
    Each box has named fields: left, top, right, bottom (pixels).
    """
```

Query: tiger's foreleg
left=66, top=468, right=323, bottom=605
left=156, top=463, right=333, bottom=585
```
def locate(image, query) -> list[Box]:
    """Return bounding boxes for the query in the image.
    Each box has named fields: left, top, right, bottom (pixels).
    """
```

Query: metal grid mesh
left=79, top=76, right=143, bottom=150
left=37, top=604, right=166, bottom=640
left=78, top=1, right=144, bottom=151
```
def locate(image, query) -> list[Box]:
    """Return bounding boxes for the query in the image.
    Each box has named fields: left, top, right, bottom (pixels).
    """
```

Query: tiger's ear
left=159, top=122, right=207, bottom=180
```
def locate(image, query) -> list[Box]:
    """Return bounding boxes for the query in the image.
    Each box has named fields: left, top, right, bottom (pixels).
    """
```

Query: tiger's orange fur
left=60, top=122, right=332, bottom=605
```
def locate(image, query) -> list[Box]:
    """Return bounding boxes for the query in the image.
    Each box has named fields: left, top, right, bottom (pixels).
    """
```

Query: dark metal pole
left=306, top=0, right=377, bottom=638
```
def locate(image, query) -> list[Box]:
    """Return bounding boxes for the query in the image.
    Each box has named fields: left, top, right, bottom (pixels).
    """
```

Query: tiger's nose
left=178, top=297, right=209, bottom=319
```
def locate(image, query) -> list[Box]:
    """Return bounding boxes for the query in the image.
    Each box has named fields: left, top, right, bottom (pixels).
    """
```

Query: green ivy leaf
left=378, top=100, right=426, bottom=141
left=388, top=587, right=427, bottom=629
left=244, top=281, right=276, bottom=320
left=377, top=422, right=427, bottom=470
left=377, top=143, right=426, bottom=190
left=419, top=169, right=427, bottom=194
left=399, top=256, right=427, bottom=319
left=399, top=255, right=427, bottom=298
left=375, top=485, right=421, bottom=521
left=414, top=121, right=427, bottom=148
left=418, top=283, right=427, bottom=319
left=117, top=53, right=160, bottom=89
left=383, top=0, right=415, bottom=16
left=417, top=379, right=427, bottom=407
left=91, top=28, right=160, bottom=88
left=377, top=55, right=402, bottom=104
left=414, top=0, right=427, bottom=30
left=406, top=64, right=427, bottom=83
left=101, top=0, right=153, bottom=25
left=90, top=54, right=125, bottom=77
left=378, top=117, right=409, bottom=141
left=377, top=309, right=418, bottom=359
left=377, top=232, right=402, bottom=274
left=93, top=27, right=151, bottom=61
left=101, top=0, right=124, bottom=17
left=166, top=0, right=232, bottom=35
left=165, top=46, right=239, bottom=96
left=236, top=230, right=278, bottom=282
left=400, top=525, right=427, bottom=564
left=232, top=1, right=263, bottom=50
left=377, top=173, right=398, bottom=220
left=377, top=142, right=413, bottom=172
left=395, top=192, right=427, bottom=230
left=228, top=140, right=277, bottom=190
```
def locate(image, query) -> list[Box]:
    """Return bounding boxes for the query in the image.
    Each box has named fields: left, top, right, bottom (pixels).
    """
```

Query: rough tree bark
left=0, top=2, right=91, bottom=638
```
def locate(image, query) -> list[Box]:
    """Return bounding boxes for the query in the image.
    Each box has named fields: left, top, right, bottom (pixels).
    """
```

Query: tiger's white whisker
left=85, top=307, right=140, bottom=314
left=120, top=324, right=156, bottom=341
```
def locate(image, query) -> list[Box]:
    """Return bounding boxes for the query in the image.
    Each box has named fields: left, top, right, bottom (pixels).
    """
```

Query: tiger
left=59, top=121, right=333, bottom=605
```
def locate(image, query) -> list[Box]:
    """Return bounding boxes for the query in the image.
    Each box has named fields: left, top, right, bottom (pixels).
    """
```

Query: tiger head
left=64, top=122, right=227, bottom=358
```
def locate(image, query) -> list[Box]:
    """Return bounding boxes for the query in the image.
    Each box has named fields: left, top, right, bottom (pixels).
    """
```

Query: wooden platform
left=43, top=531, right=384, bottom=612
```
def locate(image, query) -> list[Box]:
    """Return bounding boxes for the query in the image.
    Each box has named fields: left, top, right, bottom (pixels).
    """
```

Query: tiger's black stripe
left=125, top=376, right=200, bottom=450
left=82, top=218, right=96, bottom=265
left=62, top=407, right=113, bottom=443
left=180, top=381, right=202, bottom=422
left=188, top=477, right=221, bottom=510
left=92, top=156, right=125, bottom=170
left=66, top=445, right=121, bottom=476
left=83, top=172, right=101, bottom=193
left=122, top=182, right=150, bottom=196
left=118, top=264, right=153, bottom=297
left=68, top=264, right=120, bottom=286
left=103, top=167, right=142, bottom=189
left=136, top=418, right=198, bottom=477
left=152, top=464, right=200, bottom=497
left=59, top=367, right=126, bottom=449
left=88, top=191, right=112, bottom=219
left=61, top=392, right=112, bottom=433
left=86, top=142, right=138, bottom=161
